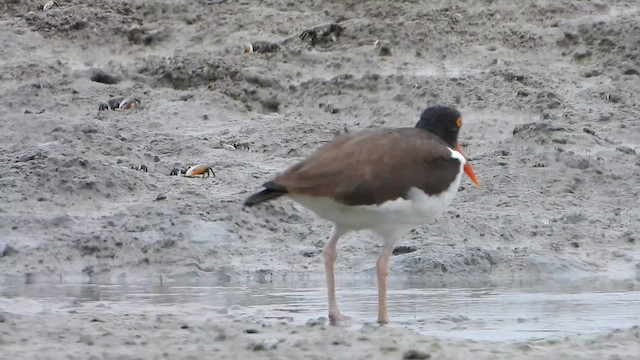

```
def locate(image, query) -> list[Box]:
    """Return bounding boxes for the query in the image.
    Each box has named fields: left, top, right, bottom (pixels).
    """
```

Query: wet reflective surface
left=1, top=275, right=639, bottom=342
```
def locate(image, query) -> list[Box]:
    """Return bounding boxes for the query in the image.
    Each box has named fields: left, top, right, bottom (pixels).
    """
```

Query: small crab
left=299, top=23, right=344, bottom=46
left=170, top=167, right=187, bottom=176
left=184, top=164, right=215, bottom=178
left=43, top=1, right=60, bottom=11
left=131, top=164, right=148, bottom=172
left=374, top=40, right=392, bottom=56
left=98, top=97, right=141, bottom=111
left=220, top=141, right=250, bottom=151
left=119, top=97, right=141, bottom=110
left=233, top=142, right=251, bottom=151
left=243, top=41, right=280, bottom=54
left=98, top=97, right=123, bottom=111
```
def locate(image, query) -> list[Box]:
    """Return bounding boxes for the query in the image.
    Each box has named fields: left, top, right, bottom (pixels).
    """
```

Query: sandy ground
left=1, top=0, right=640, bottom=358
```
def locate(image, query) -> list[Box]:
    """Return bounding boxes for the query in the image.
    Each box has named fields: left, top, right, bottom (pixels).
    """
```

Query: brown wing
left=265, top=128, right=461, bottom=206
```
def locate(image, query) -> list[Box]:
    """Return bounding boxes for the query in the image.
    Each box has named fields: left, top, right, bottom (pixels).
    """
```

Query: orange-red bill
left=455, top=144, right=480, bottom=188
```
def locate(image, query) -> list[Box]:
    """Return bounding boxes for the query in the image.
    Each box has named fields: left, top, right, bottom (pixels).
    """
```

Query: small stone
left=379, top=46, right=392, bottom=56
left=248, top=342, right=266, bottom=351
left=573, top=49, right=592, bottom=60
left=305, top=317, right=327, bottom=327
left=260, top=97, right=280, bottom=112
left=518, top=344, right=532, bottom=351
left=300, top=250, right=319, bottom=258
left=320, top=103, right=340, bottom=114
left=616, top=146, right=636, bottom=155
left=582, top=68, right=602, bottom=78
left=90, top=69, right=119, bottom=85
left=403, top=349, right=430, bottom=359
left=547, top=100, right=561, bottom=109
left=598, top=113, right=612, bottom=122
left=2, top=245, right=18, bottom=257
left=392, top=245, right=417, bottom=255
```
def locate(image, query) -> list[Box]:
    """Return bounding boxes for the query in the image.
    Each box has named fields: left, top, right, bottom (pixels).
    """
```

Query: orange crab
left=172, top=164, right=216, bottom=179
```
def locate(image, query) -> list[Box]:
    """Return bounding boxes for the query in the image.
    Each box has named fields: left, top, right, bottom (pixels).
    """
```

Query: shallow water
left=1, top=275, right=638, bottom=342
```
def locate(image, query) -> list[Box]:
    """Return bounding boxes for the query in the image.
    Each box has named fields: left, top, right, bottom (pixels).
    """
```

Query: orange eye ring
left=456, top=117, right=462, bottom=128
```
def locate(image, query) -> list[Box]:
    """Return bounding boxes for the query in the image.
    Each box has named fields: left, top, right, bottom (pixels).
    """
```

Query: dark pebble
left=379, top=46, right=392, bottom=56
left=248, top=343, right=266, bottom=351
left=582, top=68, right=602, bottom=78
left=403, top=350, right=430, bottom=359
left=301, top=250, right=319, bottom=258
left=1, top=245, right=18, bottom=257
left=261, top=97, right=280, bottom=112
left=616, top=146, right=636, bottom=155
left=90, top=69, right=119, bottom=85
left=393, top=245, right=417, bottom=255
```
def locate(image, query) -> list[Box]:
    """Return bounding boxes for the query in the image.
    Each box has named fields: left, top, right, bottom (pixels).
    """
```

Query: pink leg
left=323, top=226, right=347, bottom=325
left=376, top=246, right=394, bottom=324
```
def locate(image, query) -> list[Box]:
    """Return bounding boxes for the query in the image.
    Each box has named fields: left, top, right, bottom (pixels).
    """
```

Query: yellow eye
left=456, top=117, right=462, bottom=128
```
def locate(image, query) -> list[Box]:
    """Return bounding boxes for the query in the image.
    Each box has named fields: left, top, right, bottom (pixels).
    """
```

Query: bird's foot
left=328, top=312, right=353, bottom=326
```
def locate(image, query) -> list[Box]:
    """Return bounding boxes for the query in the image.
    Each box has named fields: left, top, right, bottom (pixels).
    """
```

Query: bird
left=244, top=105, right=480, bottom=325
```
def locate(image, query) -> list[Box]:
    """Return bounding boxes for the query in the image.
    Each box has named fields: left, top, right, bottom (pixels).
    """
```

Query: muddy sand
left=0, top=0, right=639, bottom=359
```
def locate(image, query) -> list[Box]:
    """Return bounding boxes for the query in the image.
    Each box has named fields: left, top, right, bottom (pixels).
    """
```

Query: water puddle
left=1, top=275, right=638, bottom=342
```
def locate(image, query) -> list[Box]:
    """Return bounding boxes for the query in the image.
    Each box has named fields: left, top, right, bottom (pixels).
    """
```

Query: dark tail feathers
left=244, top=188, right=287, bottom=207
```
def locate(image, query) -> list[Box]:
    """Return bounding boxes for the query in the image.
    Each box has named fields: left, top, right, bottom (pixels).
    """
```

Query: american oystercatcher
left=244, top=105, right=480, bottom=325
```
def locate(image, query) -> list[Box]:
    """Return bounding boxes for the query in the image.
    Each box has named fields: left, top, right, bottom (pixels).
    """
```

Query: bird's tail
left=244, top=188, right=287, bottom=207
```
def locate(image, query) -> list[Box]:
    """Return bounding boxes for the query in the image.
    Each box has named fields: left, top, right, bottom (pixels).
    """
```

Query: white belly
left=290, top=162, right=464, bottom=235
